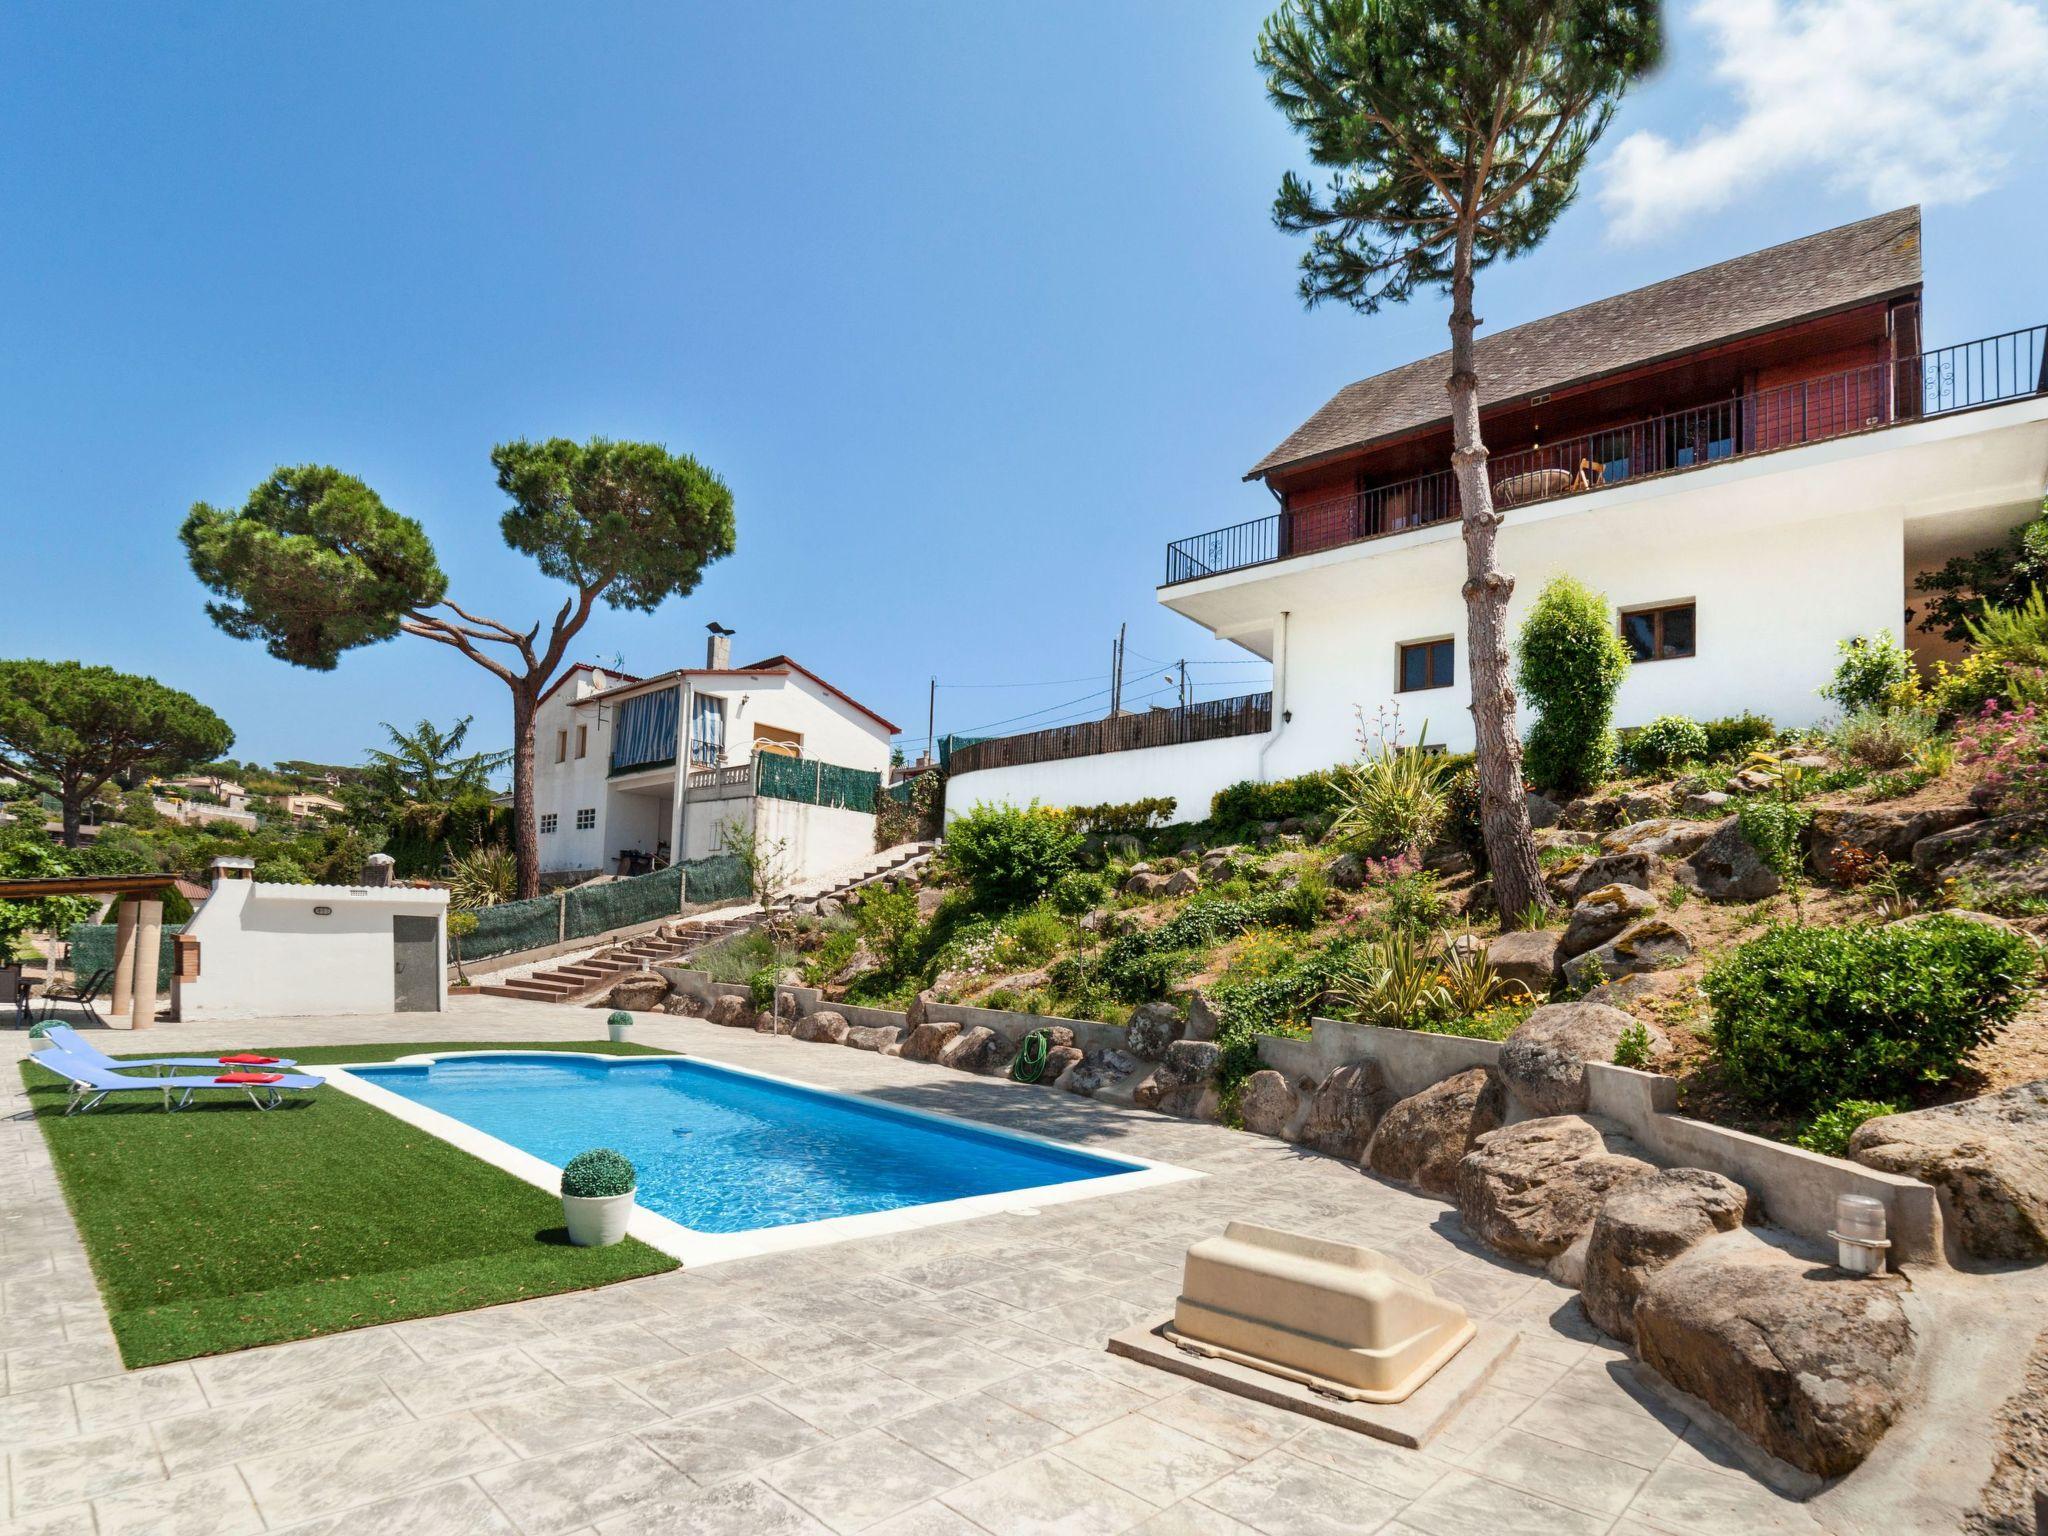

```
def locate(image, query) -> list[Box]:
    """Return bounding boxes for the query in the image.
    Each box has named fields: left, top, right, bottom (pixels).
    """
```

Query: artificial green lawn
left=22, top=1040, right=681, bottom=1367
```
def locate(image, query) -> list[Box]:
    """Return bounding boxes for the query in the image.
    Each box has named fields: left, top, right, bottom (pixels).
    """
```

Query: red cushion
left=214, top=1072, right=283, bottom=1085
left=217, top=1054, right=279, bottom=1065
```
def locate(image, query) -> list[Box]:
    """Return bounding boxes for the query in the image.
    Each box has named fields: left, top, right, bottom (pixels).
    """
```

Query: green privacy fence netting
left=674, top=852, right=749, bottom=904
left=465, top=894, right=563, bottom=960
left=66, top=923, right=184, bottom=993
left=565, top=865, right=683, bottom=941
left=755, top=754, right=881, bottom=812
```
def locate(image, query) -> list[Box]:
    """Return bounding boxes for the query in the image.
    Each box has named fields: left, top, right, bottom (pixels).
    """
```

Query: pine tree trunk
left=1447, top=227, right=1547, bottom=925
left=59, top=792, right=82, bottom=848
left=510, top=686, right=540, bottom=900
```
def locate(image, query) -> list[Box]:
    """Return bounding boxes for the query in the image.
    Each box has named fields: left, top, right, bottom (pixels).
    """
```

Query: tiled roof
left=1246, top=206, right=1923, bottom=480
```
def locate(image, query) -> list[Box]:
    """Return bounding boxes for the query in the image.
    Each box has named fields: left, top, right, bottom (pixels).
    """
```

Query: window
left=575, top=807, right=596, bottom=831
left=1622, top=602, right=1696, bottom=663
left=555, top=730, right=567, bottom=763
left=540, top=813, right=559, bottom=835
left=575, top=724, right=588, bottom=759
left=1397, top=638, right=1455, bottom=692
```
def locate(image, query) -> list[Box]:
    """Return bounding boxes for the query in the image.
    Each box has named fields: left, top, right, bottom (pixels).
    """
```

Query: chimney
left=705, top=623, right=732, bottom=671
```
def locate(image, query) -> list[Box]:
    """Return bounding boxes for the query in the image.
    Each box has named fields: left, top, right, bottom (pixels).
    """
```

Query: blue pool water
left=350, top=1052, right=1143, bottom=1233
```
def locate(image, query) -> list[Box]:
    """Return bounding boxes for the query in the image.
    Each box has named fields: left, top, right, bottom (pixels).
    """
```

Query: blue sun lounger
left=31, top=1047, right=323, bottom=1114
left=38, top=1023, right=298, bottom=1075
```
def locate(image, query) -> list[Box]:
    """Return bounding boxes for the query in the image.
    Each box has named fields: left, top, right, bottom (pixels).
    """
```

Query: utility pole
left=926, top=676, right=936, bottom=769
left=1178, top=659, right=1189, bottom=712
left=1110, top=623, right=1126, bottom=715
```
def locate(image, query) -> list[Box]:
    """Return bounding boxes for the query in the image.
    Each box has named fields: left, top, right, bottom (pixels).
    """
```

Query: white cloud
left=1597, top=0, right=2048, bottom=240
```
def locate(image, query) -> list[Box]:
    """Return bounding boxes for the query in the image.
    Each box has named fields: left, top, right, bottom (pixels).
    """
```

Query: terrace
left=1164, top=324, right=2048, bottom=586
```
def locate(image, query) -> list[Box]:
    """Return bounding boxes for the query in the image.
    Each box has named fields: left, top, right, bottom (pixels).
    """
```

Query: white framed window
left=540, top=813, right=559, bottom=835
left=575, top=807, right=596, bottom=831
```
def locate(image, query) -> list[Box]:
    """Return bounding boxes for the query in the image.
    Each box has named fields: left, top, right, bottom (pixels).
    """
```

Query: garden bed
left=22, top=1040, right=679, bottom=1368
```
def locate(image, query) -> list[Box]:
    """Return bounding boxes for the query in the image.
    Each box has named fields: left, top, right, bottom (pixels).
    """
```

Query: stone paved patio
left=1, top=998, right=1838, bottom=1535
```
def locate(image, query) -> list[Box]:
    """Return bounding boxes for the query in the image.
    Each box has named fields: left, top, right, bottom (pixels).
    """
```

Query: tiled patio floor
left=1, top=999, right=1834, bottom=1535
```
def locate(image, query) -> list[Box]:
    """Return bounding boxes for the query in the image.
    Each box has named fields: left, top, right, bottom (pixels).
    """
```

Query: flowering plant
left=1954, top=700, right=2048, bottom=811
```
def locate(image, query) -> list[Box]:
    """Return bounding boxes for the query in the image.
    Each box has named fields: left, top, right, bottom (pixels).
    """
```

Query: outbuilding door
left=392, top=916, right=440, bottom=1012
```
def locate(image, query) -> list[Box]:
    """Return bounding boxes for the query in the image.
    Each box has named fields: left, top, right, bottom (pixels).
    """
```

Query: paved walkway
left=1, top=999, right=1834, bottom=1535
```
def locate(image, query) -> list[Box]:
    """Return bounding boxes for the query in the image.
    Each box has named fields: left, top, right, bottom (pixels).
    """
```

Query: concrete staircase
left=784, top=841, right=937, bottom=913
left=474, top=911, right=758, bottom=1005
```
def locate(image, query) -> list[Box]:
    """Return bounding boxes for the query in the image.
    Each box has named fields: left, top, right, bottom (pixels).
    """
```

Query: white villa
left=948, top=208, right=2048, bottom=820
left=532, top=628, right=899, bottom=886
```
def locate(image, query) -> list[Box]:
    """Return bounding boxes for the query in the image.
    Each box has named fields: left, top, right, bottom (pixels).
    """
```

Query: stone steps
left=475, top=913, right=758, bottom=1003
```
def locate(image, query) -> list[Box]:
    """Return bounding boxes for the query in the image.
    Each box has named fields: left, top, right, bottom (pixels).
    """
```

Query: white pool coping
left=317, top=1049, right=1202, bottom=1267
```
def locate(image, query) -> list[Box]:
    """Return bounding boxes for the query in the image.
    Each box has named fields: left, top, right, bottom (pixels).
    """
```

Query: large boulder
left=608, top=971, right=670, bottom=1012
left=1125, top=1002, right=1186, bottom=1061
left=1366, top=1067, right=1507, bottom=1197
left=1849, top=1081, right=2048, bottom=1261
left=1567, top=852, right=1658, bottom=900
left=755, top=1009, right=793, bottom=1035
left=1805, top=804, right=1982, bottom=880
left=1162, top=868, right=1201, bottom=896
left=1133, top=1040, right=1223, bottom=1119
left=1681, top=790, right=1731, bottom=817
left=1123, top=871, right=1172, bottom=898
left=1611, top=787, right=1672, bottom=822
left=707, top=994, right=754, bottom=1029
left=1325, top=851, right=1367, bottom=890
left=904, top=989, right=938, bottom=1030
left=1602, top=818, right=1718, bottom=860
left=1634, top=1249, right=1913, bottom=1477
left=1299, top=1061, right=1396, bottom=1161
left=844, top=1023, right=902, bottom=1053
left=1559, top=884, right=1658, bottom=960
left=1560, top=919, right=1694, bottom=990
left=661, top=995, right=706, bottom=1018
left=793, top=1011, right=850, bottom=1045
left=1677, top=819, right=1781, bottom=902
left=1580, top=1169, right=1749, bottom=1343
left=1236, top=1070, right=1301, bottom=1139
left=1909, top=811, right=2048, bottom=903
left=1063, top=1047, right=1139, bottom=1097
left=938, top=1025, right=1013, bottom=1076
left=1500, top=1001, right=1666, bottom=1117
left=1037, top=1045, right=1085, bottom=1085
left=1455, top=1116, right=1656, bottom=1261
left=898, top=1019, right=960, bottom=1063
left=1525, top=791, right=1563, bottom=829
left=1485, top=929, right=1562, bottom=996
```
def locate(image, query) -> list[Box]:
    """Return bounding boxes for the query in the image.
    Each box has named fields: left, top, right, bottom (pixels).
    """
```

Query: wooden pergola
left=0, top=872, right=181, bottom=1029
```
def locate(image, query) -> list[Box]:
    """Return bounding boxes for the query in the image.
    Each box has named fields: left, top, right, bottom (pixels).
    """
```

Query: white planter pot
left=562, top=1190, right=635, bottom=1247
left=608, top=1023, right=632, bottom=1043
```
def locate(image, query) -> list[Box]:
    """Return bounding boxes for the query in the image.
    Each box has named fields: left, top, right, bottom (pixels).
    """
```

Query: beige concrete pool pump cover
left=1165, top=1222, right=1474, bottom=1403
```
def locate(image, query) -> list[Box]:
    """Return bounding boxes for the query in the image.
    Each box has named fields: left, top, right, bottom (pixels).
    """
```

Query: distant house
left=282, top=791, right=345, bottom=821
left=949, top=206, right=2048, bottom=819
left=531, top=630, right=899, bottom=887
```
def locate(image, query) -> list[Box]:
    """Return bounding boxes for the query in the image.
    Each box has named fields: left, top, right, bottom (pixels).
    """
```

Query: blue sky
left=2, top=0, right=2043, bottom=768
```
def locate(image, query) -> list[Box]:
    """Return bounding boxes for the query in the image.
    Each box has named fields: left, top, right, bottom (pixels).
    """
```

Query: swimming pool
left=340, top=1051, right=1173, bottom=1255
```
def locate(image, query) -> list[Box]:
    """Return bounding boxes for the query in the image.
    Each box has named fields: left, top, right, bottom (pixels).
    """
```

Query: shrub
left=1702, top=918, right=2038, bottom=1111
left=253, top=856, right=310, bottom=884
left=1954, top=701, right=2048, bottom=812
left=1821, top=630, right=1918, bottom=715
left=1612, top=1022, right=1654, bottom=1070
left=998, top=904, right=1069, bottom=966
left=1210, top=770, right=1343, bottom=830
left=1066, top=798, right=1177, bottom=835
left=607, top=1009, right=632, bottom=1030
left=1796, top=1098, right=1907, bottom=1159
left=1331, top=738, right=1448, bottom=857
left=940, top=802, right=1080, bottom=911
left=1379, top=871, right=1446, bottom=937
left=1700, top=712, right=1777, bottom=759
left=1929, top=650, right=2048, bottom=723
left=746, top=965, right=777, bottom=1011
left=1439, top=763, right=1487, bottom=872
left=1620, top=715, right=1708, bottom=774
left=853, top=884, right=925, bottom=975
left=1518, top=576, right=1630, bottom=795
left=561, top=1148, right=636, bottom=1199
left=1831, top=706, right=1936, bottom=770
left=1734, top=797, right=1811, bottom=879
left=1047, top=869, right=1108, bottom=917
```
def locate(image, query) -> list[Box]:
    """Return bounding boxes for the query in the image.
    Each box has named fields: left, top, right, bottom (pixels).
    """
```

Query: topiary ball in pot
left=561, top=1148, right=637, bottom=1247
left=607, top=1009, right=634, bottom=1042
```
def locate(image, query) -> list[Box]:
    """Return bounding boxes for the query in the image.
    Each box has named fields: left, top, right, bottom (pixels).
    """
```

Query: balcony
left=1163, top=325, right=2048, bottom=586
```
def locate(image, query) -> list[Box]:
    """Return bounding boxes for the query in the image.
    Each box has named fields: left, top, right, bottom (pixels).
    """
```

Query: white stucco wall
left=533, top=672, right=617, bottom=874
left=757, top=796, right=878, bottom=885
left=944, top=734, right=1269, bottom=827
left=174, top=879, right=449, bottom=1022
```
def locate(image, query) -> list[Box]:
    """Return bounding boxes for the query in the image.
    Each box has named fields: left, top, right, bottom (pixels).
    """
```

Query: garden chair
left=38, top=1024, right=298, bottom=1076
left=30, top=1047, right=324, bottom=1114
left=35, top=969, right=113, bottom=1030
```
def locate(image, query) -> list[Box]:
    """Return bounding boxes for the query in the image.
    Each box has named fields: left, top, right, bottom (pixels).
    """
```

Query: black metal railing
left=948, top=692, right=1272, bottom=776
left=1163, top=324, right=2048, bottom=585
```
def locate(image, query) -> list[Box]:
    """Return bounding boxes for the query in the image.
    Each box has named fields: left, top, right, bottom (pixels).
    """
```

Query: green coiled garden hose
left=1010, top=1028, right=1053, bottom=1084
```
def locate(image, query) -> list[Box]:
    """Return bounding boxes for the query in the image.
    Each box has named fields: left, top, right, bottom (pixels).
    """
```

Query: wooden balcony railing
left=948, top=692, right=1272, bottom=777
left=1164, top=324, right=2048, bottom=585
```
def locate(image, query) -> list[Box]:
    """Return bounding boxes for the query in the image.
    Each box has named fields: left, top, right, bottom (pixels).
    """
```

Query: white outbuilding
left=172, top=857, right=448, bottom=1022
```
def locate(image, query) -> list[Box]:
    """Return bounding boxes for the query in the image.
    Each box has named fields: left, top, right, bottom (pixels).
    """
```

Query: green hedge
left=66, top=923, right=184, bottom=993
